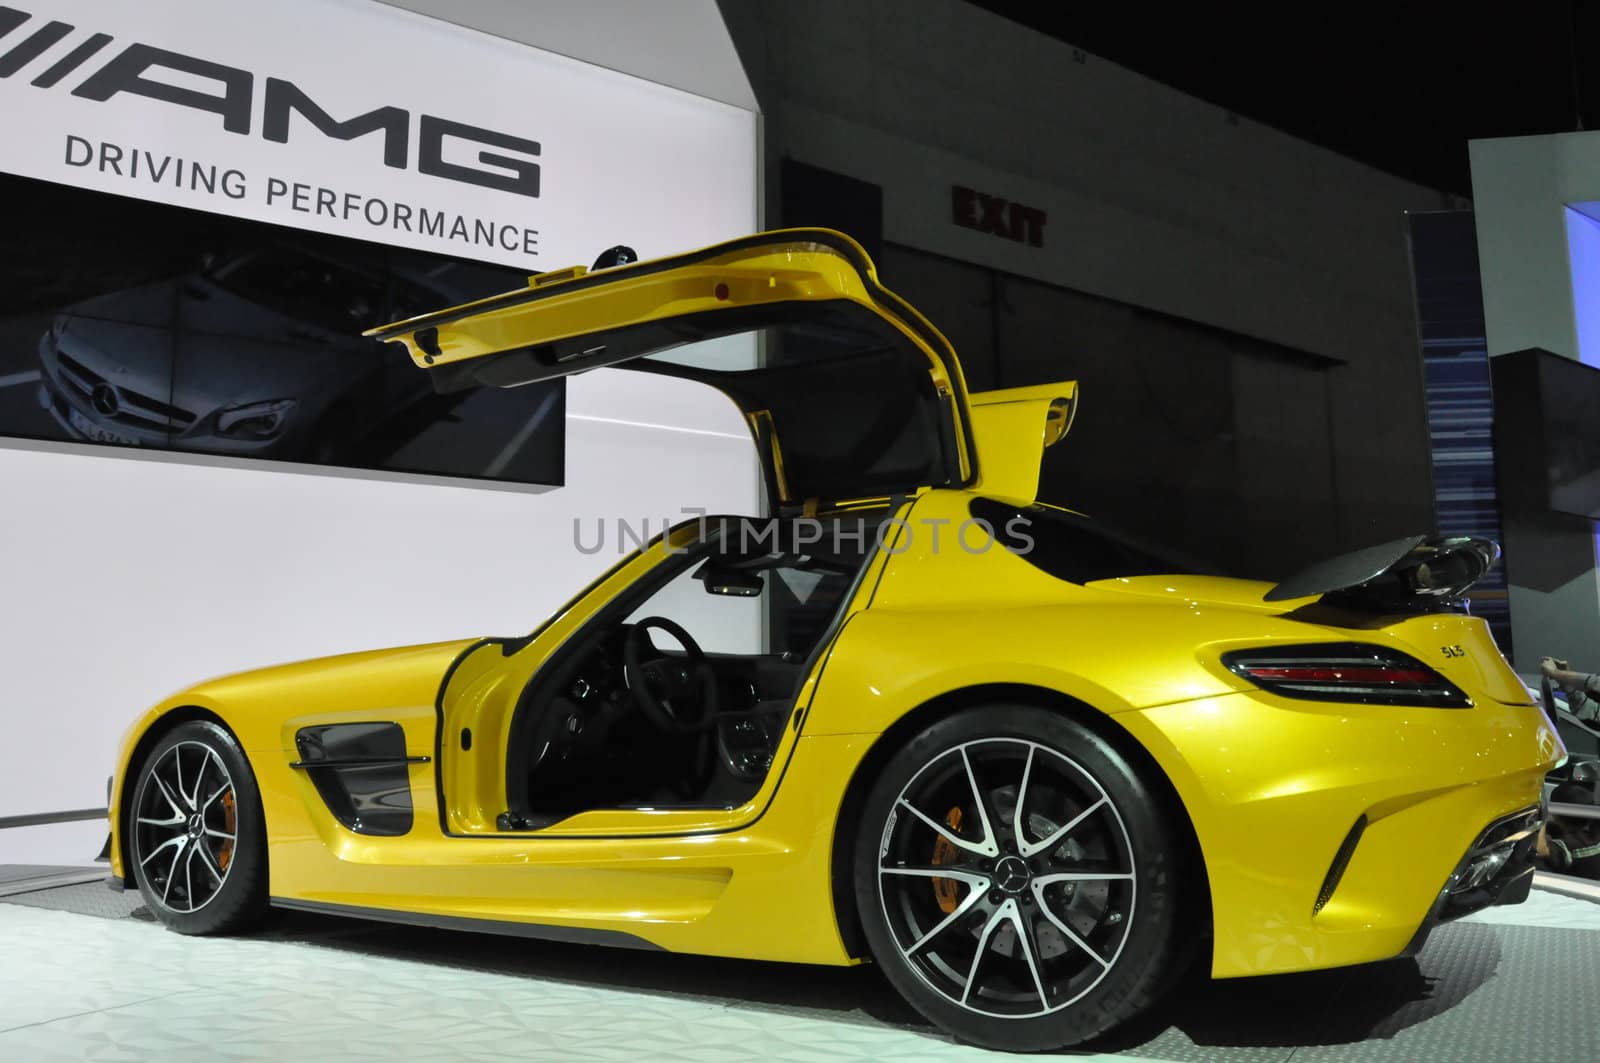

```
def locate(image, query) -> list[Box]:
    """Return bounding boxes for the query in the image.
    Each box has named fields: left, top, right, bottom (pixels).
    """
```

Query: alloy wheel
left=132, top=740, right=239, bottom=913
left=875, top=737, right=1137, bottom=1018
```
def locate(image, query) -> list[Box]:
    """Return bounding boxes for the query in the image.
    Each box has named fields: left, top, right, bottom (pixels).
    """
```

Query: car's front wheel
left=853, top=705, right=1185, bottom=1051
left=129, top=720, right=269, bottom=934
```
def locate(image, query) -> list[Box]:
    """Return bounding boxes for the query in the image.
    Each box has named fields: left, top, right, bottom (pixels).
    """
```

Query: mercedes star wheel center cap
left=995, top=855, right=1031, bottom=894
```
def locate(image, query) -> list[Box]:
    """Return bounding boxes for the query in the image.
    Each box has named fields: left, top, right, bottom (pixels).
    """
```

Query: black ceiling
left=966, top=3, right=1600, bottom=197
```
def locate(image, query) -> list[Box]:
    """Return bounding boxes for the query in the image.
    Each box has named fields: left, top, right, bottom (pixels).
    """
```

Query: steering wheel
left=623, top=617, right=720, bottom=733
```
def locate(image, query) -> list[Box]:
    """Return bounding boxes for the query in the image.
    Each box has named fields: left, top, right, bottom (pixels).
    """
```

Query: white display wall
left=0, top=0, right=756, bottom=270
left=0, top=0, right=759, bottom=863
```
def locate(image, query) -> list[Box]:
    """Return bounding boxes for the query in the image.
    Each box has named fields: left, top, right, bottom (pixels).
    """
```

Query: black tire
left=129, top=720, right=269, bottom=935
left=852, top=705, right=1184, bottom=1052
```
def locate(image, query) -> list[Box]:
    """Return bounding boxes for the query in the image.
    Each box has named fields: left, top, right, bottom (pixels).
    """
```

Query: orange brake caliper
left=930, top=807, right=964, bottom=914
left=217, top=791, right=237, bottom=871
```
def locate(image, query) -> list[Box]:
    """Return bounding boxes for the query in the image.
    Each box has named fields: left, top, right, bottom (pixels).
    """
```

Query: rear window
left=970, top=497, right=1209, bottom=584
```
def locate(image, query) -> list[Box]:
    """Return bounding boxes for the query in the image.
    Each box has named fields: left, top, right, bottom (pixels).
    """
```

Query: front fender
left=107, top=693, right=234, bottom=882
left=107, top=638, right=474, bottom=882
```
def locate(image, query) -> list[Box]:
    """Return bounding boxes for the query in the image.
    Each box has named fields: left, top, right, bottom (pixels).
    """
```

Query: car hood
left=63, top=279, right=182, bottom=329
left=58, top=279, right=369, bottom=415
left=52, top=284, right=177, bottom=386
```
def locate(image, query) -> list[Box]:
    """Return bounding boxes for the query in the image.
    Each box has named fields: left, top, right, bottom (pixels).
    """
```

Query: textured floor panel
left=1112, top=919, right=1598, bottom=1063
left=0, top=903, right=1148, bottom=1062
left=0, top=865, right=91, bottom=885
left=2, top=880, right=147, bottom=918
left=1, top=885, right=1596, bottom=1062
left=0, top=865, right=103, bottom=896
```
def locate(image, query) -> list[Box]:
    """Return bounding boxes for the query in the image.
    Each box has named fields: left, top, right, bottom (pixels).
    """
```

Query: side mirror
left=695, top=562, right=763, bottom=597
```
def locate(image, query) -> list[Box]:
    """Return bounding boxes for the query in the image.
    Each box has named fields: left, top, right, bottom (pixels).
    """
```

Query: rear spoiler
left=1265, top=535, right=1500, bottom=606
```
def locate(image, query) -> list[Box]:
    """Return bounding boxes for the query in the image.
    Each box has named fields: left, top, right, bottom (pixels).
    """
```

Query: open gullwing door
left=367, top=229, right=976, bottom=512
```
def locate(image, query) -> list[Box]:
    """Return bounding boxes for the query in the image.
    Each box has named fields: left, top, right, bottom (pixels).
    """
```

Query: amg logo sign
left=0, top=4, right=541, bottom=199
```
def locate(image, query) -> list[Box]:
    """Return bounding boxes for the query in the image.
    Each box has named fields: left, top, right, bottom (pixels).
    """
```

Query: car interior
left=499, top=512, right=892, bottom=829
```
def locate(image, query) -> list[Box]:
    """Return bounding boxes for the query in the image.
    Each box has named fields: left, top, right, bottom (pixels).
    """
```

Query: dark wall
left=1492, top=348, right=1600, bottom=591
left=781, top=159, right=883, bottom=265
left=779, top=153, right=1435, bottom=581
left=881, top=243, right=1350, bottom=579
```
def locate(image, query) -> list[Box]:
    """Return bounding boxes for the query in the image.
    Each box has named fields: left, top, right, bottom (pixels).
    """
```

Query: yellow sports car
left=107, top=230, right=1563, bottom=1051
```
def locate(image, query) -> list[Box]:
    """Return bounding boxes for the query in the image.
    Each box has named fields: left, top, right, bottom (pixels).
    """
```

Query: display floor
left=1, top=880, right=1596, bottom=1062
left=0, top=865, right=105, bottom=896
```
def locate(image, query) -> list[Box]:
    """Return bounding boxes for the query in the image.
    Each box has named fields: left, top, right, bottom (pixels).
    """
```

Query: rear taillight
left=1223, top=643, right=1471, bottom=708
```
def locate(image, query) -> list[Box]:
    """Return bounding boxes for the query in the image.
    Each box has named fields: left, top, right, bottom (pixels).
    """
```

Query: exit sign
left=951, top=185, right=1047, bottom=248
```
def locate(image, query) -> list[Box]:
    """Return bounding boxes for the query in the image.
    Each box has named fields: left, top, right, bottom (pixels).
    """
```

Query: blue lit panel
left=1566, top=204, right=1600, bottom=561
left=1408, top=211, right=1512, bottom=655
left=1566, top=204, right=1600, bottom=370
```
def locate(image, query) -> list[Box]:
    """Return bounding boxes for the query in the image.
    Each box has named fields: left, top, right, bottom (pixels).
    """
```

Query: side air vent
left=1314, top=815, right=1369, bottom=915
left=291, top=722, right=426, bottom=837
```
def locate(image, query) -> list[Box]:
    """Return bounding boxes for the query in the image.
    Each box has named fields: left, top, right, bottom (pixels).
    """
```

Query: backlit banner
left=0, top=172, right=567, bottom=484
left=0, top=0, right=758, bottom=484
left=0, top=0, right=757, bottom=270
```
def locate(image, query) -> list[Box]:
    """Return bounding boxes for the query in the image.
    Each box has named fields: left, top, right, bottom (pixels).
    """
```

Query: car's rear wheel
left=129, top=720, right=268, bottom=934
left=852, top=705, right=1184, bottom=1051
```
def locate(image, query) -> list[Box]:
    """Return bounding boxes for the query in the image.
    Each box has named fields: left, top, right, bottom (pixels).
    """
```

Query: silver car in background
left=36, top=246, right=446, bottom=462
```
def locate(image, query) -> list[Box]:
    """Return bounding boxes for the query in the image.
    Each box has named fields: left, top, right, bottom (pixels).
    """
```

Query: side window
left=626, top=561, right=765, bottom=656
left=970, top=497, right=1206, bottom=584
left=768, top=563, right=856, bottom=657
left=625, top=557, right=856, bottom=659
